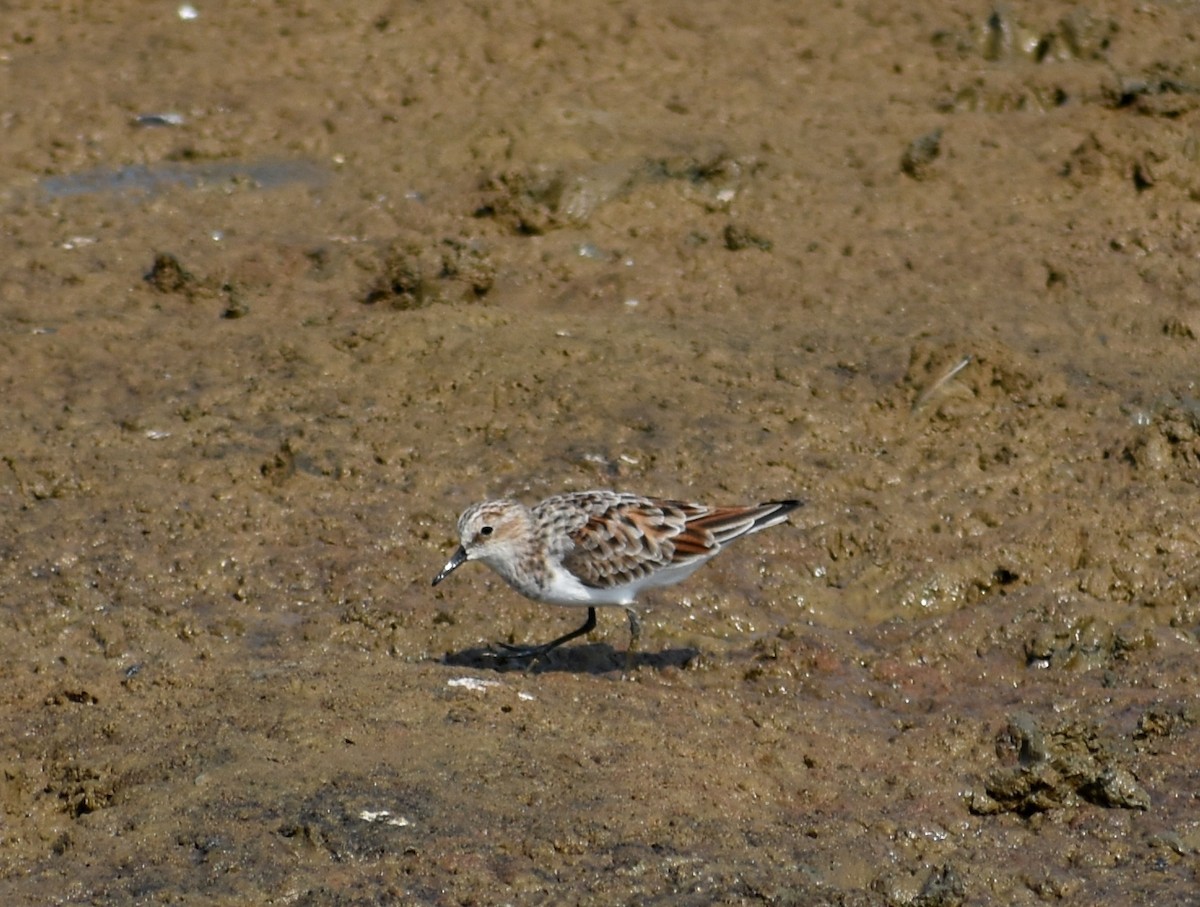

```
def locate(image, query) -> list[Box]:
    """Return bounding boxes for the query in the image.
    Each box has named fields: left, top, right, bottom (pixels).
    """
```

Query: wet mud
left=1, top=2, right=1198, bottom=904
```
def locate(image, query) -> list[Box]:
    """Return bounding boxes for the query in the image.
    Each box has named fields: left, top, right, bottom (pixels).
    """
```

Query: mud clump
left=363, top=238, right=494, bottom=309
left=144, top=252, right=197, bottom=296
left=901, top=128, right=943, bottom=180
left=1113, top=396, right=1200, bottom=480
left=475, top=149, right=756, bottom=235
left=972, top=712, right=1150, bottom=815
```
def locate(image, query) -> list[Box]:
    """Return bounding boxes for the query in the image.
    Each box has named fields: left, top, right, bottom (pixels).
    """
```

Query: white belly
left=534, top=558, right=709, bottom=607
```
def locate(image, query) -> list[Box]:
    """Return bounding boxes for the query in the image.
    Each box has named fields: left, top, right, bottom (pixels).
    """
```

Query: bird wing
left=553, top=494, right=799, bottom=591
left=559, top=497, right=692, bottom=589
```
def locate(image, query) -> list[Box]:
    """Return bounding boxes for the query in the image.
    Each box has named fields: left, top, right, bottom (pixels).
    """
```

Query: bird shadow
left=441, top=642, right=699, bottom=675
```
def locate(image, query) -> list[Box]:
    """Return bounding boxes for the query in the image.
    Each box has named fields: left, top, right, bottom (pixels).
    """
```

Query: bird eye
left=479, top=525, right=494, bottom=536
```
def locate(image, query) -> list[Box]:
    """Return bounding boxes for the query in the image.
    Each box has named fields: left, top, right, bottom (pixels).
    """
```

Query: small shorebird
left=432, top=490, right=801, bottom=660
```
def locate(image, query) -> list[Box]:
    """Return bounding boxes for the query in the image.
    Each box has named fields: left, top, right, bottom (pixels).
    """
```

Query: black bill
left=431, top=545, right=468, bottom=586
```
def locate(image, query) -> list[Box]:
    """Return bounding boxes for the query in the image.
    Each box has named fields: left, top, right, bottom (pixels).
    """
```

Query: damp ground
left=1, top=2, right=1198, bottom=904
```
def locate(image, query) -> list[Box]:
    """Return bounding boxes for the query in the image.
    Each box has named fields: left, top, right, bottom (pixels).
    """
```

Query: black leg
left=494, top=607, right=597, bottom=661
left=623, top=607, right=642, bottom=672
left=624, top=607, right=641, bottom=648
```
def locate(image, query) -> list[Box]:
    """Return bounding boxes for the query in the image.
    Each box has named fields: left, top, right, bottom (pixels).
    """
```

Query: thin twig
left=912, top=355, right=972, bottom=412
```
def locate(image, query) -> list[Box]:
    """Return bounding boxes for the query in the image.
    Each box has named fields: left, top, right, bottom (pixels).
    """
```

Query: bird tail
left=680, top=499, right=803, bottom=550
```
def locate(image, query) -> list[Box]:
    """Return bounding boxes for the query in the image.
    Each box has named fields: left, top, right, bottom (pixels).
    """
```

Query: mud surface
left=2, top=2, right=1199, bottom=904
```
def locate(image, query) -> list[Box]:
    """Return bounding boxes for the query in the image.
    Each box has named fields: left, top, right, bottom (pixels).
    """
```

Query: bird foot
left=487, top=607, right=598, bottom=665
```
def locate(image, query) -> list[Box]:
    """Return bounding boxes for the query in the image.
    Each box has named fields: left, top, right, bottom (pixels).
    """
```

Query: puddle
left=39, top=158, right=331, bottom=200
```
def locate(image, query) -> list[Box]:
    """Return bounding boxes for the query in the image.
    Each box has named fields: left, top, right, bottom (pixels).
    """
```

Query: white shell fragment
left=358, top=810, right=412, bottom=827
